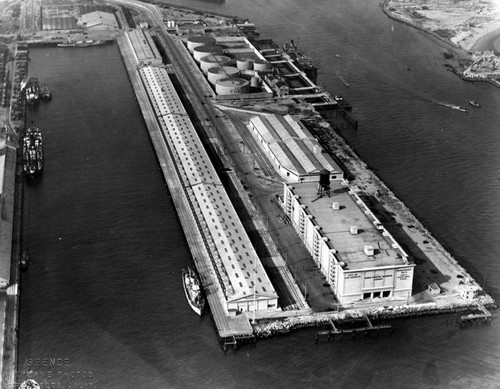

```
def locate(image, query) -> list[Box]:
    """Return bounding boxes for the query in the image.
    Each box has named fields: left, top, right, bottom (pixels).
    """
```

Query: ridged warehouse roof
left=250, top=114, right=342, bottom=178
left=139, top=66, right=277, bottom=304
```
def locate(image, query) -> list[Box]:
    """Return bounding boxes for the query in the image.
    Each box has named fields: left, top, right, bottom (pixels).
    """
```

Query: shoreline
left=381, top=0, right=500, bottom=86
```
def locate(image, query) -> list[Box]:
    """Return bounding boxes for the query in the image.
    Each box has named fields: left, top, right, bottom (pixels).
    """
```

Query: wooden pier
left=315, top=315, right=392, bottom=343
left=459, top=304, right=492, bottom=327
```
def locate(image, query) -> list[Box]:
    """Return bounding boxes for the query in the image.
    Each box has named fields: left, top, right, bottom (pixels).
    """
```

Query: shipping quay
left=109, top=0, right=496, bottom=349
left=0, top=5, right=495, bottom=386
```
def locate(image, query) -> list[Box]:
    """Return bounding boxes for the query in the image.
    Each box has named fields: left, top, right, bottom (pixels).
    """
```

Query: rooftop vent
left=332, top=202, right=340, bottom=211
left=364, top=245, right=375, bottom=256
left=350, top=226, right=358, bottom=235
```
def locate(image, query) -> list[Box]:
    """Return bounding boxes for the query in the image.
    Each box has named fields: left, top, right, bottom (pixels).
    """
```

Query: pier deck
left=118, top=35, right=254, bottom=344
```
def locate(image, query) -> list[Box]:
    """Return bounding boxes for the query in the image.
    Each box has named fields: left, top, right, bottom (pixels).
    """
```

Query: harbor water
left=19, top=0, right=500, bottom=388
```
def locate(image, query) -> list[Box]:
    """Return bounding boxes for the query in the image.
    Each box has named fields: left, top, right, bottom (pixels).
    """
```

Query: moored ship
left=24, top=77, right=41, bottom=104
left=58, top=36, right=106, bottom=48
left=182, top=266, right=205, bottom=315
left=19, top=379, right=40, bottom=389
left=282, top=40, right=318, bottom=82
left=22, top=123, right=43, bottom=176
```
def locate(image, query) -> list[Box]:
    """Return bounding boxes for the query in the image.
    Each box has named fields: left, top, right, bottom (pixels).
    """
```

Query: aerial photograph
left=0, top=0, right=498, bottom=388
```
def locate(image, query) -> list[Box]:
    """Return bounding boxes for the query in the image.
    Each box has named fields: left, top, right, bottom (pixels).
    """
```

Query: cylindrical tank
left=200, top=55, right=231, bottom=73
left=207, top=66, right=240, bottom=85
left=250, top=76, right=261, bottom=88
left=215, top=78, right=250, bottom=95
left=253, top=59, right=271, bottom=72
left=193, top=45, right=223, bottom=62
left=187, top=36, right=216, bottom=52
left=236, top=58, right=254, bottom=71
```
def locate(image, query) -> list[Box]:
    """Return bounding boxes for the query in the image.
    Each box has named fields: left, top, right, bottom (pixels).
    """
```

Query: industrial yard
left=0, top=3, right=495, bottom=381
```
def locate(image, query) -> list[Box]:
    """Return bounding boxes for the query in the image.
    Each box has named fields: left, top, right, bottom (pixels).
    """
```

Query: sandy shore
left=384, top=0, right=500, bottom=54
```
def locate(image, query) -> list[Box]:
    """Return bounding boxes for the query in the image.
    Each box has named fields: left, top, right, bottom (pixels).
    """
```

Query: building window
left=382, top=290, right=391, bottom=298
left=363, top=292, right=371, bottom=300
left=373, top=291, right=381, bottom=298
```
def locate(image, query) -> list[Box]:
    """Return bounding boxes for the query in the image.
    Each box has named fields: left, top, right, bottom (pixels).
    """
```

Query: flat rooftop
left=289, top=181, right=407, bottom=271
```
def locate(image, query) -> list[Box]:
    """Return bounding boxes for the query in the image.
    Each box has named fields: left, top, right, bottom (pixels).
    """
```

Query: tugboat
left=182, top=266, right=205, bottom=315
left=24, top=77, right=41, bottom=104
left=469, top=100, right=480, bottom=108
left=22, top=123, right=43, bottom=176
left=41, top=84, right=52, bottom=101
left=21, top=251, right=28, bottom=271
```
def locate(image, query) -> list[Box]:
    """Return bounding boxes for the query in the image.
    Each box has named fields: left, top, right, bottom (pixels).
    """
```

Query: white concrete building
left=249, top=114, right=343, bottom=182
left=138, top=66, right=279, bottom=313
left=283, top=180, right=414, bottom=304
left=77, top=11, right=118, bottom=30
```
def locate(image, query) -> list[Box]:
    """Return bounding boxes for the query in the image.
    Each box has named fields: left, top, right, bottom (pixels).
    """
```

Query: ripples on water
left=18, top=0, right=500, bottom=388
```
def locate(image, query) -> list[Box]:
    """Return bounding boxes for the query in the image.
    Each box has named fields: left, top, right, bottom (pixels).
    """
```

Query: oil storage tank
left=187, top=36, right=216, bottom=52
left=236, top=58, right=254, bottom=71
left=215, top=78, right=250, bottom=95
left=208, top=66, right=240, bottom=84
left=193, top=45, right=224, bottom=62
left=200, top=55, right=231, bottom=73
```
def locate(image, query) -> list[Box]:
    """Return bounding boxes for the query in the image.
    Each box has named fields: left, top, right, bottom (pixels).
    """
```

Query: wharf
left=459, top=304, right=492, bottom=326
left=316, top=315, right=392, bottom=342
left=117, top=35, right=255, bottom=347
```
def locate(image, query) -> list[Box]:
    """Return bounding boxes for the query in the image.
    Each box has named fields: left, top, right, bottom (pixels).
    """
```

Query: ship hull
left=182, top=267, right=205, bottom=316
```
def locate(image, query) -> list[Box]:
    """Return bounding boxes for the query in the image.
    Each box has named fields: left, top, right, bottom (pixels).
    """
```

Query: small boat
left=41, top=84, right=52, bottom=100
left=182, top=267, right=205, bottom=315
left=19, top=379, right=40, bottom=389
left=469, top=100, right=480, bottom=108
left=21, top=251, right=28, bottom=270
left=339, top=76, right=350, bottom=87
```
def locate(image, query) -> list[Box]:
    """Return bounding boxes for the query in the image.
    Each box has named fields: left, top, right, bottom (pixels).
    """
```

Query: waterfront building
left=77, top=11, right=118, bottom=30
left=125, top=29, right=163, bottom=67
left=249, top=114, right=343, bottom=182
left=282, top=180, right=414, bottom=304
left=0, top=140, right=17, bottom=288
left=138, top=65, right=279, bottom=313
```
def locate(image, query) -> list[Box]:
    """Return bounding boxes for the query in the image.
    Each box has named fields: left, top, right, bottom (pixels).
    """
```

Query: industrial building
left=283, top=178, right=414, bottom=304
left=0, top=141, right=17, bottom=288
left=138, top=65, right=279, bottom=313
left=125, top=29, right=163, bottom=66
left=77, top=11, right=118, bottom=30
left=249, top=114, right=344, bottom=182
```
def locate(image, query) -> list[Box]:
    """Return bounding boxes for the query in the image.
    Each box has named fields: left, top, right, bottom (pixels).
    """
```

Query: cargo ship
left=24, top=77, right=41, bottom=104
left=282, top=40, right=318, bottom=83
left=23, top=123, right=43, bottom=176
left=57, top=36, right=106, bottom=48
left=182, top=266, right=205, bottom=315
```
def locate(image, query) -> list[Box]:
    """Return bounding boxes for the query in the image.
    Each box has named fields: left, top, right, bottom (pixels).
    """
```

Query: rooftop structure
left=283, top=180, right=414, bottom=304
left=125, top=29, right=163, bottom=66
left=77, top=11, right=118, bottom=30
left=249, top=114, right=344, bottom=182
left=138, top=65, right=279, bottom=313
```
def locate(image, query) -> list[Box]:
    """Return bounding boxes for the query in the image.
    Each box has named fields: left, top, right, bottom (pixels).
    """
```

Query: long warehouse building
left=138, top=65, right=279, bottom=313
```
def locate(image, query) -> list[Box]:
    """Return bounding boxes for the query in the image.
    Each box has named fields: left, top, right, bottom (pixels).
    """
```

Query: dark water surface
left=19, top=1, right=500, bottom=388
